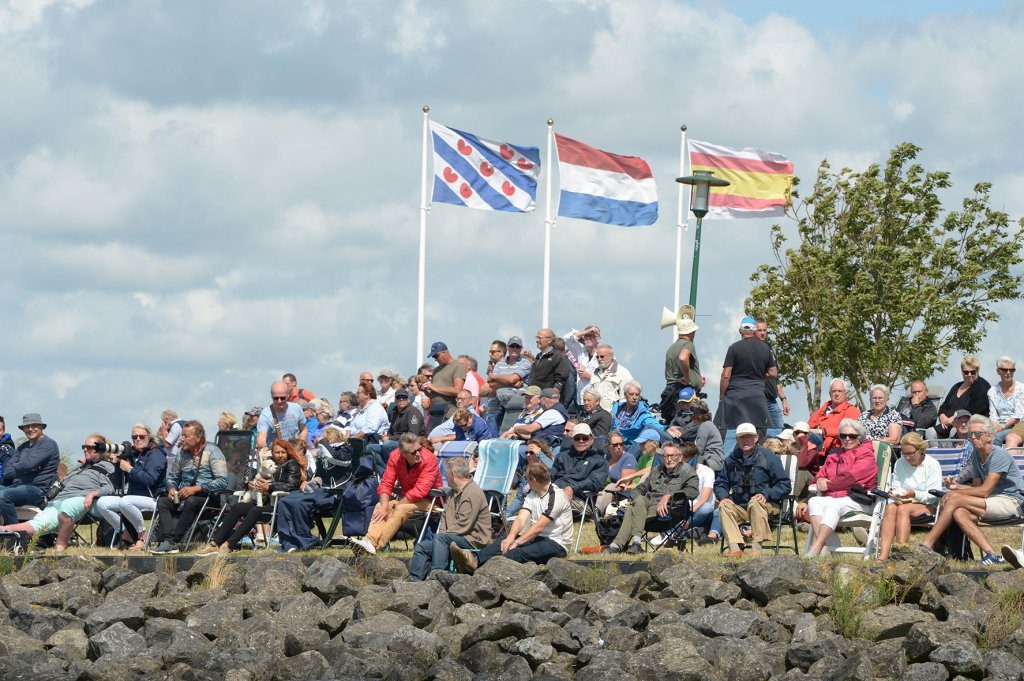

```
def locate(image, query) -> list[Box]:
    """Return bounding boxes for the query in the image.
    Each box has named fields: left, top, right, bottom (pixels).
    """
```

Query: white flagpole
left=674, top=124, right=690, bottom=311
left=416, top=105, right=430, bottom=367
left=542, top=118, right=554, bottom=328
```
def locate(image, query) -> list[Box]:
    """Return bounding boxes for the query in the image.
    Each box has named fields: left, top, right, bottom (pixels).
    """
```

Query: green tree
left=747, top=143, right=1024, bottom=411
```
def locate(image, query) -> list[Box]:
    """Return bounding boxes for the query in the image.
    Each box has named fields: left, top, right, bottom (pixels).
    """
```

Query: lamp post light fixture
left=676, top=170, right=730, bottom=309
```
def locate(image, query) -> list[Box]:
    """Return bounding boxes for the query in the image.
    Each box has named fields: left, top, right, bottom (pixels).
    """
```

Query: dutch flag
left=555, top=133, right=658, bottom=227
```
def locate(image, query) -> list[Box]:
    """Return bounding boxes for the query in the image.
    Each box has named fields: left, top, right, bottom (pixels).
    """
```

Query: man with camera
left=0, top=413, right=61, bottom=526
left=714, top=422, right=792, bottom=558
left=0, top=432, right=114, bottom=550
left=150, top=421, right=229, bottom=554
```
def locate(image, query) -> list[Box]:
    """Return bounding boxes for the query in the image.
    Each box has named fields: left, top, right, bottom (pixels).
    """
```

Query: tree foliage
left=747, top=143, right=1024, bottom=411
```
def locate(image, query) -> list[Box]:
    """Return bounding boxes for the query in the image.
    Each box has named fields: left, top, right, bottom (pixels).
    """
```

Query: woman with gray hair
left=988, top=356, right=1024, bottom=446
left=859, top=384, right=903, bottom=446
left=806, top=418, right=880, bottom=557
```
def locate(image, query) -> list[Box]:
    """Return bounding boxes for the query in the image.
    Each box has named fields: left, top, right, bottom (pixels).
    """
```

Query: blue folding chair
left=414, top=441, right=480, bottom=543
left=473, top=439, right=522, bottom=535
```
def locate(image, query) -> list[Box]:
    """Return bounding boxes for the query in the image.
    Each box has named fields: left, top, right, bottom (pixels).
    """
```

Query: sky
left=2, top=0, right=1022, bottom=452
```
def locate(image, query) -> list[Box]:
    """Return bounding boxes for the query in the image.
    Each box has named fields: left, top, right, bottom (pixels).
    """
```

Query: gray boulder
left=682, top=602, right=769, bottom=638
left=161, top=626, right=214, bottom=665
left=509, top=636, right=554, bottom=669
left=861, top=604, right=935, bottom=640
left=903, top=661, right=951, bottom=681
left=474, top=556, right=539, bottom=588
left=303, top=556, right=364, bottom=601
left=46, top=625, right=90, bottom=661
left=929, top=639, right=984, bottom=679
left=448, top=574, right=501, bottom=608
left=283, top=626, right=330, bottom=656
left=185, top=597, right=244, bottom=640
left=982, top=649, right=1023, bottom=680
left=355, top=555, right=409, bottom=584
left=625, top=637, right=710, bottom=679
left=88, top=621, right=147, bottom=661
left=734, top=556, right=811, bottom=604
left=319, top=595, right=355, bottom=636
left=141, top=588, right=225, bottom=620
left=341, top=610, right=414, bottom=648
left=584, top=589, right=650, bottom=630
left=8, top=600, right=82, bottom=639
left=461, top=612, right=536, bottom=650
left=905, top=621, right=973, bottom=661
left=270, top=649, right=333, bottom=680
left=84, top=599, right=145, bottom=635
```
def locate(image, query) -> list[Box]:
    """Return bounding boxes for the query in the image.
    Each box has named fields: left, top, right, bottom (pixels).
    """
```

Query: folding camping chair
left=762, top=453, right=800, bottom=555
left=804, top=441, right=893, bottom=559
left=909, top=439, right=970, bottom=528
left=412, top=441, right=479, bottom=543
left=473, top=439, right=521, bottom=536
left=640, top=492, right=695, bottom=553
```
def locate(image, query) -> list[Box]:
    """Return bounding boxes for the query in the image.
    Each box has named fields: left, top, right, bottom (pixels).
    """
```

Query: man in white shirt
left=451, top=462, right=572, bottom=572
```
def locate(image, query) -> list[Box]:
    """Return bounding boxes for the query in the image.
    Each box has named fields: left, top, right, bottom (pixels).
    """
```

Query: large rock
left=509, top=636, right=554, bottom=669
left=929, top=639, right=984, bottom=679
left=84, top=599, right=145, bottom=635
left=271, top=649, right=333, bottom=680
left=341, top=610, right=414, bottom=648
left=982, top=649, right=1023, bottom=680
left=319, top=596, right=355, bottom=636
left=886, top=544, right=949, bottom=585
left=242, top=556, right=306, bottom=597
left=448, top=574, right=501, bottom=608
left=46, top=625, right=90, bottom=661
left=104, top=572, right=185, bottom=603
left=276, top=590, right=328, bottom=631
left=905, top=621, right=973, bottom=662
left=0, top=655, right=73, bottom=681
left=902, top=661, right=951, bottom=681
left=8, top=600, right=82, bottom=639
left=735, top=556, right=813, bottom=604
left=355, top=555, right=409, bottom=584
left=303, top=556, right=364, bottom=601
left=10, top=575, right=101, bottom=613
left=161, top=626, right=214, bottom=665
left=625, top=638, right=710, bottom=679
left=682, top=602, right=770, bottom=638
left=474, top=556, right=539, bottom=588
left=860, top=604, right=935, bottom=640
left=141, top=589, right=225, bottom=619
left=185, top=598, right=244, bottom=640
left=584, top=589, right=651, bottom=630
left=0, top=622, right=46, bottom=656
left=701, top=636, right=782, bottom=680
left=461, top=612, right=536, bottom=650
left=88, top=621, right=146, bottom=661
left=386, top=624, right=447, bottom=668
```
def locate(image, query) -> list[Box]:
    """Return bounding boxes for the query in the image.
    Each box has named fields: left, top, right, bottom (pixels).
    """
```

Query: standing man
left=150, top=421, right=230, bottom=554
left=529, top=328, right=570, bottom=395
left=562, top=326, right=602, bottom=410
left=484, top=338, right=532, bottom=433
left=0, top=414, right=61, bottom=526
left=714, top=423, right=792, bottom=557
left=660, top=307, right=701, bottom=425
left=424, top=341, right=466, bottom=429
left=714, top=317, right=776, bottom=433
left=588, top=345, right=634, bottom=412
left=755, top=318, right=791, bottom=429
left=282, top=373, right=316, bottom=403
left=256, top=381, right=308, bottom=453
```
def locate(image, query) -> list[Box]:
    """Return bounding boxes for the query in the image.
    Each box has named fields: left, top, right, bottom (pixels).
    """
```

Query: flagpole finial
left=547, top=118, right=554, bottom=126
left=681, top=124, right=687, bottom=132
left=423, top=105, right=430, bottom=113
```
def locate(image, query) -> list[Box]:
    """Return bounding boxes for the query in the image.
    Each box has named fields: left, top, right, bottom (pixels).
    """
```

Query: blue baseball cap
left=740, top=316, right=757, bottom=331
left=676, top=386, right=696, bottom=402
left=428, top=341, right=448, bottom=358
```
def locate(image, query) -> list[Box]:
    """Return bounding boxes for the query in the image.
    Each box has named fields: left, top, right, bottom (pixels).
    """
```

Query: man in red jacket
left=350, top=433, right=441, bottom=555
left=808, top=379, right=861, bottom=455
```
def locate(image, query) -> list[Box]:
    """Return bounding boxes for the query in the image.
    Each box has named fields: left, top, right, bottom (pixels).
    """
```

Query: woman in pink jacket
left=806, top=418, right=879, bottom=556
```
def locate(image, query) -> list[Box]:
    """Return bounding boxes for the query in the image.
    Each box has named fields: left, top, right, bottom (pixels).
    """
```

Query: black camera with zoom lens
left=94, top=442, right=131, bottom=462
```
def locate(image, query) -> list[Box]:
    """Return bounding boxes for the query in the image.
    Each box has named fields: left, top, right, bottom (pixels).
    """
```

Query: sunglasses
left=998, top=368, right=1016, bottom=373
left=962, top=370, right=978, bottom=376
left=609, top=442, right=624, bottom=447
left=837, top=433, right=860, bottom=440
left=968, top=431, right=988, bottom=440
left=131, top=434, right=148, bottom=440
left=81, top=444, right=96, bottom=450
left=573, top=435, right=592, bottom=442
left=271, top=396, right=288, bottom=401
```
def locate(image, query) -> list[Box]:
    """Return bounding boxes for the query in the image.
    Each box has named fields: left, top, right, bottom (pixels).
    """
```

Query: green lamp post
left=676, top=170, right=730, bottom=309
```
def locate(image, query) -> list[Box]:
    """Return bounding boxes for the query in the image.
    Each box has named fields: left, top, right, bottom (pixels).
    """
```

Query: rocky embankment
left=0, top=546, right=1022, bottom=680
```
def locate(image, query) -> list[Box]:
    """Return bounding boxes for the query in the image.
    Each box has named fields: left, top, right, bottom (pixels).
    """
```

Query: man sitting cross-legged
left=350, top=432, right=442, bottom=555
left=451, top=462, right=572, bottom=572
left=0, top=433, right=114, bottom=551
left=714, top=422, right=792, bottom=557
left=606, top=441, right=699, bottom=554
left=409, top=457, right=491, bottom=580
left=921, top=415, right=1024, bottom=565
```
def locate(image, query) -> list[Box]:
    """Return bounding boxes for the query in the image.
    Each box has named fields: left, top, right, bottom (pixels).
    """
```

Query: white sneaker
left=350, top=536, right=377, bottom=555
left=650, top=532, right=669, bottom=547
left=1001, top=544, right=1024, bottom=569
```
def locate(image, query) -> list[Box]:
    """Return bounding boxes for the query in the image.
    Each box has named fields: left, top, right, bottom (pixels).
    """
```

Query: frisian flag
left=555, top=133, right=658, bottom=227
left=688, top=139, right=794, bottom=219
left=430, top=122, right=541, bottom=212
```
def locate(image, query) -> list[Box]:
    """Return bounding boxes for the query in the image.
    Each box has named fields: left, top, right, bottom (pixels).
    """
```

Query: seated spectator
left=451, top=462, right=572, bottom=572
left=377, top=370, right=400, bottom=407
left=409, top=457, right=491, bottom=580
left=306, top=404, right=333, bottom=445
left=218, top=412, right=238, bottom=432
left=676, top=400, right=724, bottom=472
left=666, top=386, right=699, bottom=438
left=241, top=407, right=262, bottom=432
left=345, top=382, right=390, bottom=442
left=507, top=440, right=556, bottom=517
left=876, top=432, right=942, bottom=561
left=301, top=401, right=318, bottom=435
left=508, top=388, right=568, bottom=445
left=587, top=344, right=634, bottom=412
left=792, top=421, right=821, bottom=498
left=332, top=392, right=358, bottom=429
left=714, top=423, right=792, bottom=557
left=989, top=356, right=1024, bottom=446
left=0, top=432, right=114, bottom=551
left=650, top=442, right=714, bottom=546
left=612, top=381, right=668, bottom=456
left=594, top=431, right=637, bottom=514
left=429, top=391, right=477, bottom=445
left=550, top=424, right=610, bottom=513
left=895, top=380, right=938, bottom=433
left=606, top=441, right=698, bottom=554
left=95, top=424, right=167, bottom=551
left=350, top=433, right=442, bottom=555
left=808, top=380, right=861, bottom=455
left=579, top=388, right=613, bottom=438
left=921, top=416, right=1024, bottom=565
left=859, top=385, right=903, bottom=446
left=499, top=385, right=543, bottom=438
left=256, top=381, right=308, bottom=454
left=761, top=437, right=787, bottom=456
left=806, top=419, right=878, bottom=557
left=936, top=355, right=991, bottom=438
left=0, top=413, right=61, bottom=526
left=197, top=439, right=305, bottom=555
left=453, top=408, right=496, bottom=442
left=150, top=421, right=230, bottom=555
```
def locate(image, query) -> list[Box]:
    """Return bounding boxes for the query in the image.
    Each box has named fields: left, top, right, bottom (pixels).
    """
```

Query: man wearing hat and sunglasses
left=0, top=414, right=61, bottom=526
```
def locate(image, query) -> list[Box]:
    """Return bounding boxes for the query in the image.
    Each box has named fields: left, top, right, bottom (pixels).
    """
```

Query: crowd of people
left=0, top=318, right=1022, bottom=573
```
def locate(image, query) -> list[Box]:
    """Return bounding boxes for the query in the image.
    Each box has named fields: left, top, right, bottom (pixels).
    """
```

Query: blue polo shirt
left=257, top=403, right=305, bottom=446
left=455, top=413, right=497, bottom=442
